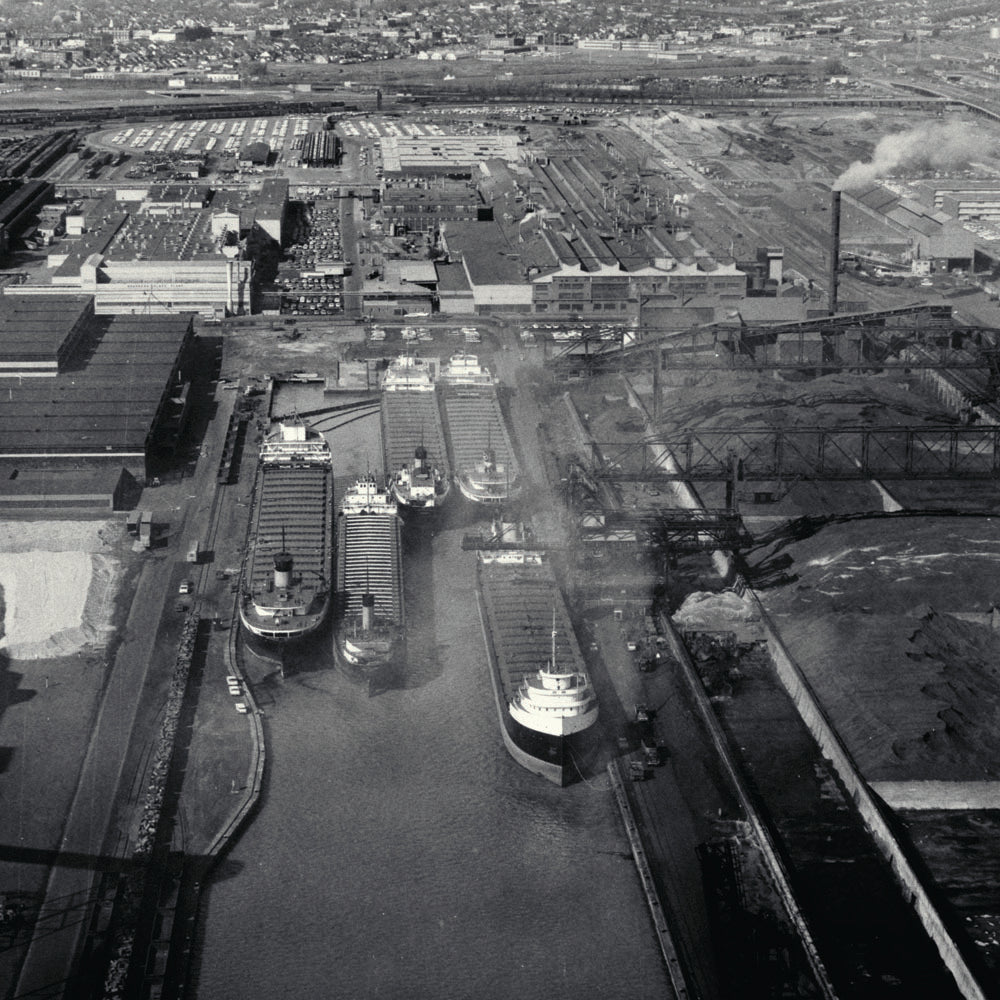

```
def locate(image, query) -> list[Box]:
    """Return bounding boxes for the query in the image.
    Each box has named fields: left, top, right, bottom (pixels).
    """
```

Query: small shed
left=240, top=141, right=270, bottom=167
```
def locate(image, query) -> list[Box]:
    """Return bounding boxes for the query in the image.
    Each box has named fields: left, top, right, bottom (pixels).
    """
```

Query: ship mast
left=549, top=609, right=557, bottom=672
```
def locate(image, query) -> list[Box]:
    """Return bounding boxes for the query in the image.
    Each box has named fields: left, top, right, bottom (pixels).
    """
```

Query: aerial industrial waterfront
left=4, top=4, right=1000, bottom=998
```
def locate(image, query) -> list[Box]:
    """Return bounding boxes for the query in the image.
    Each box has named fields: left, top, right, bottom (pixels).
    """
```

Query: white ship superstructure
left=509, top=620, right=599, bottom=740
left=381, top=353, right=437, bottom=392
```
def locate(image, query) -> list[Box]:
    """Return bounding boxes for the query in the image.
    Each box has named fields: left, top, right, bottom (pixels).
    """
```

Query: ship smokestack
left=829, top=187, right=841, bottom=316
left=362, top=591, right=375, bottom=631
left=415, top=445, right=427, bottom=470
left=274, top=552, right=293, bottom=590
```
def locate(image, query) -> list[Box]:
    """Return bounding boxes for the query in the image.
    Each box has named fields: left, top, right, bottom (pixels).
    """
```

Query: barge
left=239, top=418, right=334, bottom=644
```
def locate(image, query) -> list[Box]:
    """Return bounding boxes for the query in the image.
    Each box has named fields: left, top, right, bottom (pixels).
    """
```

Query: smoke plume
left=834, top=120, right=983, bottom=191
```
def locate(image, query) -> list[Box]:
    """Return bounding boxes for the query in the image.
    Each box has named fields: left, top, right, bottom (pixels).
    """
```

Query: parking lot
left=274, top=200, right=346, bottom=317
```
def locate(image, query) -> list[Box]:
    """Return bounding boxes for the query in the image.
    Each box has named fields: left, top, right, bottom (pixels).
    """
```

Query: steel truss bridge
left=544, top=304, right=1000, bottom=374
left=588, top=426, right=1000, bottom=481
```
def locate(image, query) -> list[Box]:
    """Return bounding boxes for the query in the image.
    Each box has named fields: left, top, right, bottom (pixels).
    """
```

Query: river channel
left=192, top=386, right=672, bottom=999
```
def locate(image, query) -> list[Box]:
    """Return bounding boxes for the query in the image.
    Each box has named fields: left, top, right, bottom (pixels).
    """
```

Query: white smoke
left=835, top=120, right=983, bottom=191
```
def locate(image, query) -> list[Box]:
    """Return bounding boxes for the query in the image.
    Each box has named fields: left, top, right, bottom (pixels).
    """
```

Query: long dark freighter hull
left=475, top=554, right=598, bottom=785
left=334, top=489, right=405, bottom=689
left=240, top=423, right=334, bottom=644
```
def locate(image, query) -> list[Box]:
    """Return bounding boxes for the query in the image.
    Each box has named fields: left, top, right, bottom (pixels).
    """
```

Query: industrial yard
left=3, top=68, right=1000, bottom=998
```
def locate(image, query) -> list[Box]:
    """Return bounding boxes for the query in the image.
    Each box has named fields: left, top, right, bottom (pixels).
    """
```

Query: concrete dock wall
left=871, top=781, right=1000, bottom=811
left=607, top=760, right=691, bottom=999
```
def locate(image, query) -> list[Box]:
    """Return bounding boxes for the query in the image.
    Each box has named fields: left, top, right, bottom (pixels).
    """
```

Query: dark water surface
left=194, top=390, right=671, bottom=999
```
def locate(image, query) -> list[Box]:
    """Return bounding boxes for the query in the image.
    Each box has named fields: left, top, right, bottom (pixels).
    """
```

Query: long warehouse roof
left=0, top=310, right=193, bottom=454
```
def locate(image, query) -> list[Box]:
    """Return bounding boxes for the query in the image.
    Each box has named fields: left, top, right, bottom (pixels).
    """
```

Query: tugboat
left=239, top=418, right=333, bottom=645
left=334, top=473, right=405, bottom=691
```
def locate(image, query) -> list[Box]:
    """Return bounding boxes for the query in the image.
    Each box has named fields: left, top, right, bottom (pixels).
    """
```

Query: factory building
left=380, top=135, right=523, bottom=178
left=6, top=186, right=263, bottom=317
left=381, top=181, right=485, bottom=235
left=913, top=180, right=1000, bottom=222
left=240, top=141, right=271, bottom=167
left=360, top=260, right=437, bottom=317
left=439, top=219, right=534, bottom=313
left=0, top=294, right=95, bottom=377
left=841, top=183, right=1000, bottom=274
left=531, top=259, right=749, bottom=319
left=0, top=295, right=196, bottom=508
left=0, top=179, right=55, bottom=254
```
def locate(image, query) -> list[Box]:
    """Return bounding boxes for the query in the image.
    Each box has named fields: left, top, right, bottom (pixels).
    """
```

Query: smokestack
left=362, top=591, right=375, bottom=631
left=273, top=552, right=293, bottom=590
left=829, top=188, right=841, bottom=316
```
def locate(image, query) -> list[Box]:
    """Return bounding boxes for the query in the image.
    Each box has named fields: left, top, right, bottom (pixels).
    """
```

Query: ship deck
left=247, top=464, right=333, bottom=598
left=441, top=385, right=518, bottom=481
left=336, top=511, right=404, bottom=625
left=476, top=557, right=587, bottom=700
left=380, top=389, right=450, bottom=481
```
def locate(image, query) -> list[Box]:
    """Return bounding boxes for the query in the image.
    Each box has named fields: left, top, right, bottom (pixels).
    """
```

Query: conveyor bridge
left=589, top=426, right=1000, bottom=481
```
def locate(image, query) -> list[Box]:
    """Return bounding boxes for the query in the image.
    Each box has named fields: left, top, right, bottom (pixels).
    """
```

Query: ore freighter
left=380, top=354, right=451, bottom=511
left=334, top=473, right=405, bottom=691
left=475, top=529, right=599, bottom=785
left=239, top=418, right=334, bottom=644
left=439, top=352, right=520, bottom=505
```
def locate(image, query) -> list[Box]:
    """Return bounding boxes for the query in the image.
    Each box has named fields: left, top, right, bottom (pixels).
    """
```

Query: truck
left=187, top=539, right=200, bottom=563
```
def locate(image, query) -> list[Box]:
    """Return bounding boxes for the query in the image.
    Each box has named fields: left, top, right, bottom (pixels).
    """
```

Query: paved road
left=14, top=556, right=170, bottom=998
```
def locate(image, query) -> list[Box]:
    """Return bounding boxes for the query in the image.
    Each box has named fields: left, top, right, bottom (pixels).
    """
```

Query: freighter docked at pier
left=439, top=352, right=519, bottom=505
left=380, top=354, right=451, bottom=511
left=334, top=473, right=405, bottom=690
left=239, top=418, right=334, bottom=644
left=475, top=530, right=599, bottom=785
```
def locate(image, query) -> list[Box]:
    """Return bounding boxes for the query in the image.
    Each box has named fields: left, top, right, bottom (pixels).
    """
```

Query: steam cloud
left=834, top=120, right=983, bottom=191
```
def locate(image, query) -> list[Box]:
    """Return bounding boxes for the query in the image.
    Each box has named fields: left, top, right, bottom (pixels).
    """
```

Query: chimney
left=362, top=592, right=375, bottom=631
left=273, top=552, right=293, bottom=590
left=829, top=188, right=841, bottom=316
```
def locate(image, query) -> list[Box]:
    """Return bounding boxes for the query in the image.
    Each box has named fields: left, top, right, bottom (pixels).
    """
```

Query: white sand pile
left=0, top=520, right=122, bottom=660
left=672, top=590, right=763, bottom=640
